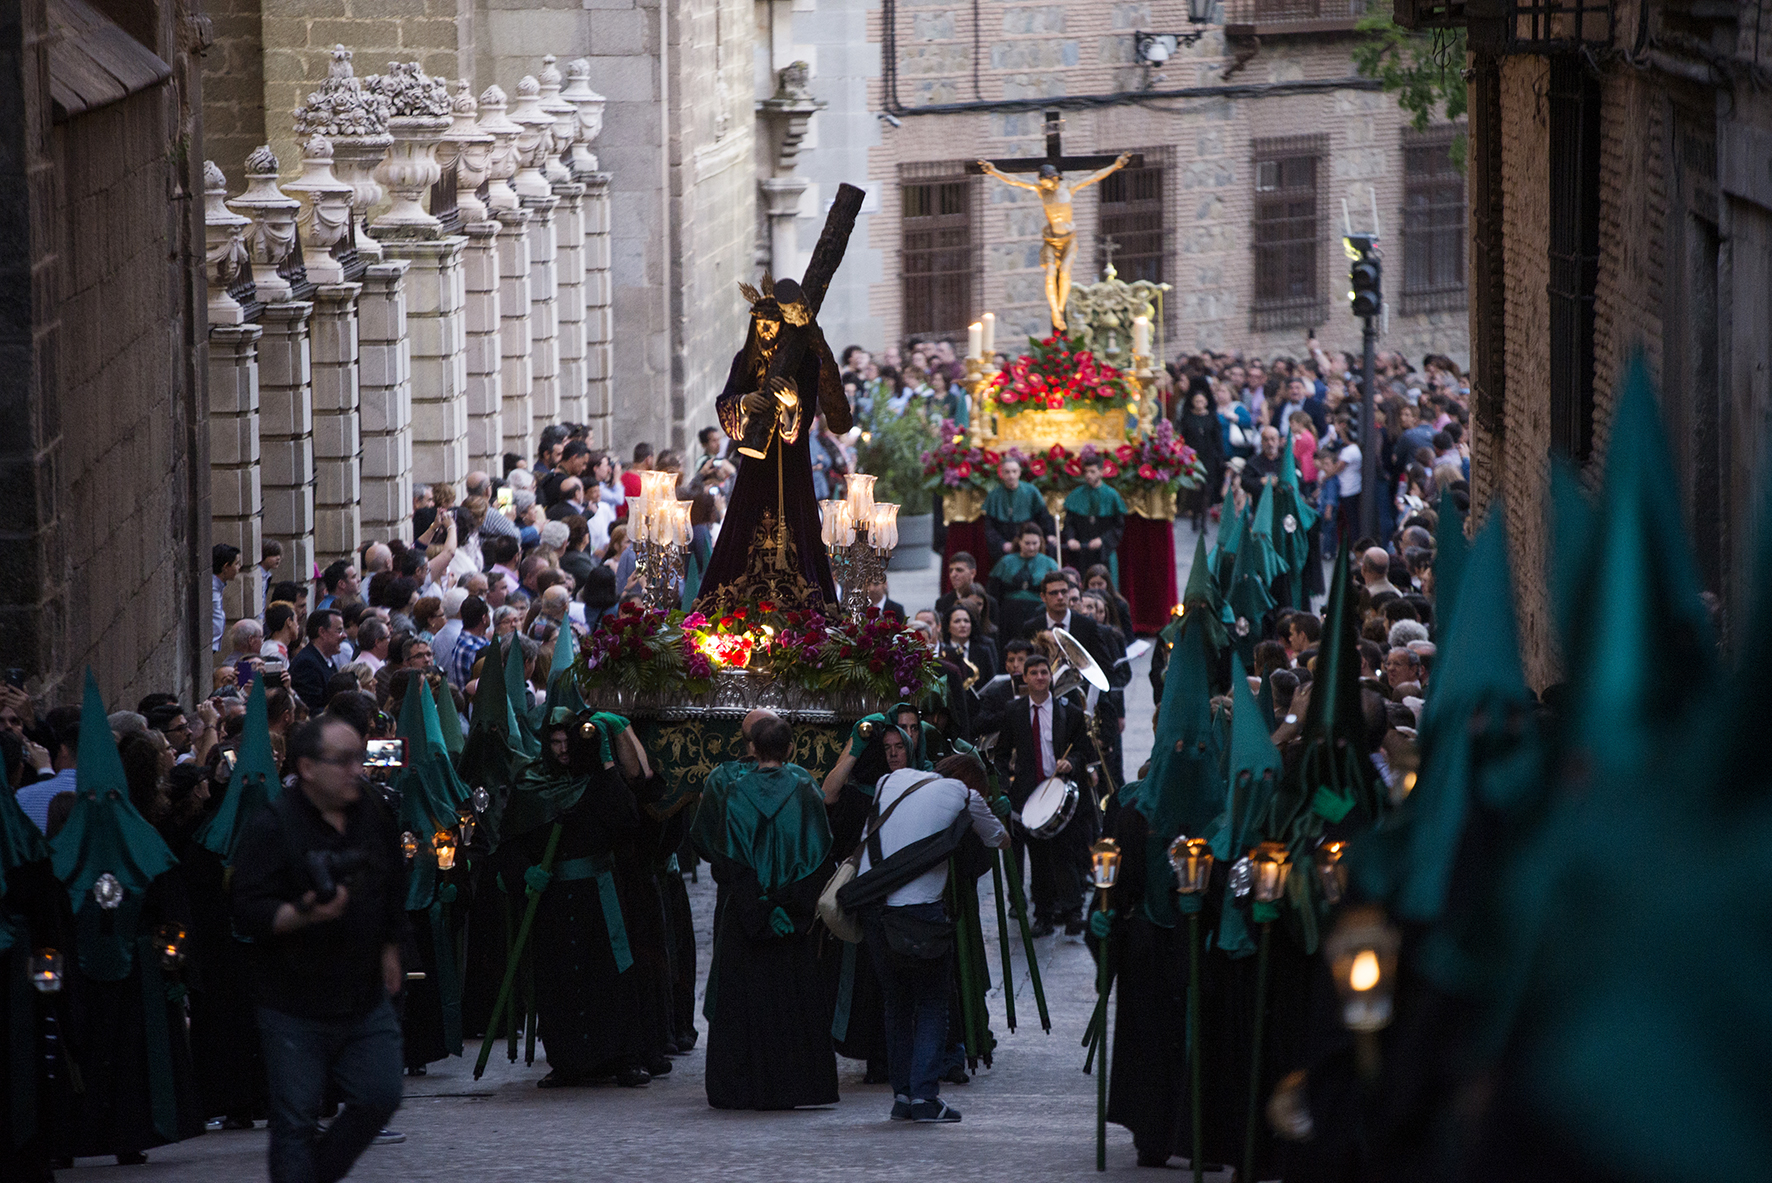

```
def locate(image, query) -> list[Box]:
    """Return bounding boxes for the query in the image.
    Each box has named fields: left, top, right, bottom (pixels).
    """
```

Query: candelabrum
left=629, top=472, right=689, bottom=613
left=821, top=488, right=897, bottom=623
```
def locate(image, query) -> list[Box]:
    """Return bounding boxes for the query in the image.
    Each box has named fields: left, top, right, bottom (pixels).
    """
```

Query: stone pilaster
left=359, top=261, right=414, bottom=544
left=309, top=282, right=363, bottom=565
left=522, top=193, right=560, bottom=443
left=495, top=207, right=534, bottom=463
left=379, top=236, right=469, bottom=487
left=258, top=301, right=318, bottom=589
left=552, top=182, right=587, bottom=425
left=463, top=221, right=504, bottom=471
left=209, top=323, right=264, bottom=626
left=582, top=172, right=613, bottom=448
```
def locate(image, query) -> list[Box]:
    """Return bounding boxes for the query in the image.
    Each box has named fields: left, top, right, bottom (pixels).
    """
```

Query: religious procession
left=5, top=1, right=1770, bottom=1181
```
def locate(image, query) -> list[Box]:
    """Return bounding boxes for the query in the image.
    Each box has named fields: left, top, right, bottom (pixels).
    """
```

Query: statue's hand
left=741, top=391, right=772, bottom=417
left=767, top=375, right=800, bottom=407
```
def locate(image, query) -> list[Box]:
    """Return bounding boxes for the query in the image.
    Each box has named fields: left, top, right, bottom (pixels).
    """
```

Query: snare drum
left=1019, top=776, right=1079, bottom=839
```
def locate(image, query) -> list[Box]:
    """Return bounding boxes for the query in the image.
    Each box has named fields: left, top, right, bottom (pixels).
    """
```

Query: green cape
left=691, top=761, right=832, bottom=893
left=193, top=676, right=282, bottom=864
left=394, top=676, right=474, bottom=910
left=49, top=672, right=178, bottom=980
left=1120, top=610, right=1225, bottom=928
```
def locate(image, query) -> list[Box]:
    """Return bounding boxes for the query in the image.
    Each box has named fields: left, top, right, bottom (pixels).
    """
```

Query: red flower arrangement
left=921, top=419, right=1000, bottom=493
left=988, top=333, right=1135, bottom=417
left=580, top=600, right=945, bottom=704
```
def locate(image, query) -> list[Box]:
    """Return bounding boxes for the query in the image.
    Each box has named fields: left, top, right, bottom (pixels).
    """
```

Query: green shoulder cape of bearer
left=692, top=763, right=832, bottom=892
left=984, top=482, right=1047, bottom=526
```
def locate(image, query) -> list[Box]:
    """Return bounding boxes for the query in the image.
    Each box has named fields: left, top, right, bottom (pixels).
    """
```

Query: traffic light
left=1344, top=234, right=1381, bottom=319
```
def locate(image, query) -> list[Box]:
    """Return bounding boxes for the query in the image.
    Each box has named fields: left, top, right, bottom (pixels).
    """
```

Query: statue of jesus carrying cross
left=971, top=110, right=1138, bottom=334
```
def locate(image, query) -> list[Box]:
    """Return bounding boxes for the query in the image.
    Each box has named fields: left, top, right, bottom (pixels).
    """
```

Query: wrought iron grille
left=1400, top=125, right=1468, bottom=314
left=901, top=170, right=976, bottom=339
left=1098, top=161, right=1166, bottom=286
left=1251, top=134, right=1328, bottom=331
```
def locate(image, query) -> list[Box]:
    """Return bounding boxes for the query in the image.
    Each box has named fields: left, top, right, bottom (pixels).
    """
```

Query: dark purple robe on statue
left=699, top=343, right=839, bottom=607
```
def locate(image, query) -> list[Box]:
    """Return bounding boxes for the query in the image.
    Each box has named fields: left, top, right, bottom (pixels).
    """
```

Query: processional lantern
left=1168, top=835, right=1214, bottom=896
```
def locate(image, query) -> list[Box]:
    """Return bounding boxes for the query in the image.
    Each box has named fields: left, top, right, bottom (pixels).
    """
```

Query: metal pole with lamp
left=1344, top=234, right=1383, bottom=541
left=1088, top=837, right=1121, bottom=1172
left=1168, top=835, right=1214, bottom=1183
left=1243, top=841, right=1292, bottom=1183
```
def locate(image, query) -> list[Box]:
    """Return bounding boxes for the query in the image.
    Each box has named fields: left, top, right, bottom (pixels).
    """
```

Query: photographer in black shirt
left=232, top=716, right=409, bottom=1183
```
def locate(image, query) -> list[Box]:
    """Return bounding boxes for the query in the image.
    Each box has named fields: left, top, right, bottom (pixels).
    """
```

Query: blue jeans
left=258, top=999, right=404, bottom=1183
left=862, top=904, right=953, bottom=1102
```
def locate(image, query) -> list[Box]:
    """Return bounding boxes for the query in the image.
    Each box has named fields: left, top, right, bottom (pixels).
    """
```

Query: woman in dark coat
left=1178, top=389, right=1226, bottom=531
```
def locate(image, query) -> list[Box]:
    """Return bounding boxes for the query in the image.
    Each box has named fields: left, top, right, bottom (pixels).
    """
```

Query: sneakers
left=373, top=1129, right=405, bottom=1145
left=890, top=1094, right=913, bottom=1121
left=910, top=1099, right=962, bottom=1123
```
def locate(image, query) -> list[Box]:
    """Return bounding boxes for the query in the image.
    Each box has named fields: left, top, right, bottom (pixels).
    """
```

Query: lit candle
left=968, top=321, right=984, bottom=360
left=626, top=496, right=648, bottom=543
left=847, top=473, right=876, bottom=525
left=1132, top=314, right=1150, bottom=357
left=981, top=312, right=996, bottom=358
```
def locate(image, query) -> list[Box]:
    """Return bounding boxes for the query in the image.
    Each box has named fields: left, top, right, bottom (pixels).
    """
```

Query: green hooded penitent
left=1119, top=610, right=1225, bottom=929
left=1429, top=488, right=1468, bottom=637
left=49, top=671, right=178, bottom=980
left=193, top=676, right=281, bottom=864
left=395, top=677, right=474, bottom=911
left=1273, top=441, right=1319, bottom=609
left=1212, top=653, right=1285, bottom=957
left=1224, top=485, right=1283, bottom=670
left=460, top=636, right=534, bottom=796
left=691, top=761, right=832, bottom=895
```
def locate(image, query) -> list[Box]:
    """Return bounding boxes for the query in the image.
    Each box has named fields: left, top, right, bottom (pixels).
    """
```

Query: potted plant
left=855, top=403, right=940, bottom=570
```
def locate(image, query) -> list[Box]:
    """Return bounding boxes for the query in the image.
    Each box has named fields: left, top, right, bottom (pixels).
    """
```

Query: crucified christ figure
left=976, top=153, right=1132, bottom=333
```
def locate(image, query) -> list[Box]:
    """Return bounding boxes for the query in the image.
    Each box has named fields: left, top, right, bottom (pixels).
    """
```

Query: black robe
left=2, top=859, right=68, bottom=1180
left=826, top=782, right=886, bottom=1068
left=1098, top=807, right=1314, bottom=1175
left=183, top=844, right=268, bottom=1121
left=500, top=763, right=652, bottom=1079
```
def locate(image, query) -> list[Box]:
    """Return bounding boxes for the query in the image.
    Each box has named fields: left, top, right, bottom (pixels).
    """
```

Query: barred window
left=1400, top=125, right=1468, bottom=314
left=1098, top=162, right=1165, bottom=286
left=901, top=176, right=975, bottom=339
left=1251, top=135, right=1326, bottom=330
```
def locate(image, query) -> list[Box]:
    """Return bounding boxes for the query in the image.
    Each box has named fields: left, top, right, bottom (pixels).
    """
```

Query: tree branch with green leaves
left=1353, top=11, right=1468, bottom=171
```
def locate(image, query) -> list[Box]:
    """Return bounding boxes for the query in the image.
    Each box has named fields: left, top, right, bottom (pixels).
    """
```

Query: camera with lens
left=305, top=848, right=373, bottom=906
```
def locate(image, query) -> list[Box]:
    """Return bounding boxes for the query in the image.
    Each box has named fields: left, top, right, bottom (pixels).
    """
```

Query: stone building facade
left=0, top=0, right=212, bottom=706
left=1429, top=0, right=1772, bottom=683
left=785, top=0, right=1471, bottom=367
left=201, top=0, right=760, bottom=455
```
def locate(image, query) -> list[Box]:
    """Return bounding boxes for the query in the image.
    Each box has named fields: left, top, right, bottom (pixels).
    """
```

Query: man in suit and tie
left=995, top=653, right=1095, bottom=936
left=1021, top=571, right=1115, bottom=675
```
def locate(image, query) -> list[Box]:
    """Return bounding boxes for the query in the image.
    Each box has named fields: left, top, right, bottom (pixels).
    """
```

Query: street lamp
left=1135, top=0, right=1216, bottom=58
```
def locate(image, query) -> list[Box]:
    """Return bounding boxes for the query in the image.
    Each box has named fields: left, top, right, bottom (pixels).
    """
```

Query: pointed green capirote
left=1219, top=654, right=1284, bottom=865
left=1274, top=441, right=1319, bottom=609
left=547, top=623, right=586, bottom=716
left=1118, top=604, right=1223, bottom=928
left=1430, top=488, right=1468, bottom=637
left=431, top=673, right=465, bottom=758
left=460, top=635, right=528, bottom=791
left=1301, top=537, right=1364, bottom=748
left=52, top=670, right=178, bottom=906
left=1548, top=455, right=1598, bottom=649
left=1563, top=352, right=1717, bottom=778
left=1366, top=509, right=1540, bottom=925
left=504, top=630, right=539, bottom=747
left=1225, top=490, right=1281, bottom=667
left=194, top=674, right=282, bottom=863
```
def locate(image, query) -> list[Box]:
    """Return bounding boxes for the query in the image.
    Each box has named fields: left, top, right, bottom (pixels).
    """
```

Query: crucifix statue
left=972, top=111, right=1140, bottom=333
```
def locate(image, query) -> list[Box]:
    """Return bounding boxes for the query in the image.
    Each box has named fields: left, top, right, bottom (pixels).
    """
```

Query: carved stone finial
left=294, top=43, right=392, bottom=138
left=539, top=54, right=563, bottom=90
left=516, top=74, right=540, bottom=99
left=203, top=159, right=228, bottom=192
left=227, top=146, right=302, bottom=303
left=452, top=77, right=477, bottom=117
left=284, top=135, right=354, bottom=284
left=479, top=83, right=507, bottom=110
left=365, top=60, right=451, bottom=119
left=560, top=59, right=606, bottom=175
left=507, top=76, right=555, bottom=199
left=777, top=61, right=811, bottom=98
left=245, top=143, right=280, bottom=176
left=475, top=85, right=522, bottom=212
left=537, top=57, right=577, bottom=185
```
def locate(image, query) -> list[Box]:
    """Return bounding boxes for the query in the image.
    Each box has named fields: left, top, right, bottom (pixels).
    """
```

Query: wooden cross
left=967, top=110, right=1144, bottom=177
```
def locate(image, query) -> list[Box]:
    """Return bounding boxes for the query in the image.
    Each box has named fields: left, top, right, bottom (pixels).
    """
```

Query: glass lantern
left=1314, top=839, right=1348, bottom=905
left=1324, top=905, right=1401, bottom=1032
left=1089, top=838, right=1122, bottom=891
left=1167, top=835, right=1213, bottom=895
left=432, top=830, right=457, bottom=872
left=31, top=948, right=63, bottom=993
left=1250, top=841, right=1291, bottom=904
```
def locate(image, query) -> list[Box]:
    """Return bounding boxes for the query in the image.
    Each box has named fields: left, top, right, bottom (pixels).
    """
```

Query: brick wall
left=1494, top=54, right=1555, bottom=689
left=847, top=0, right=1468, bottom=370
